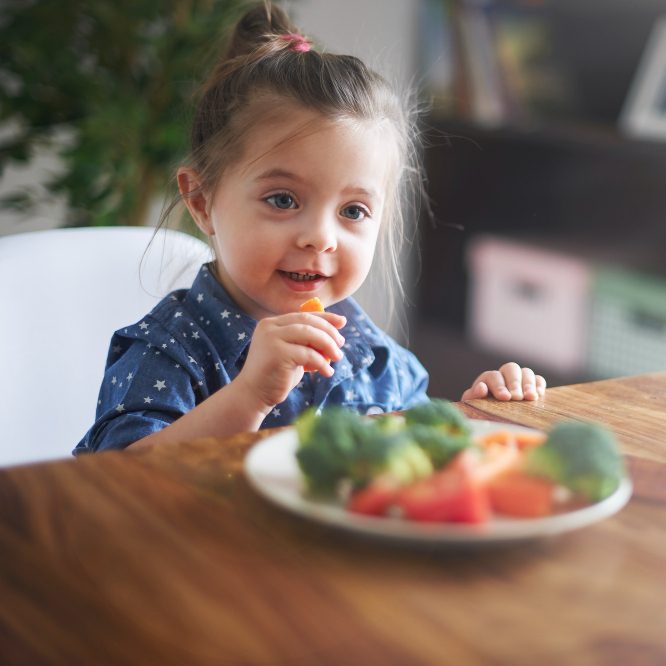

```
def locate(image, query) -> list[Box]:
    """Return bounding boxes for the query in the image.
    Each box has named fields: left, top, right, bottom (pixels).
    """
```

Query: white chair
left=0, top=226, right=211, bottom=467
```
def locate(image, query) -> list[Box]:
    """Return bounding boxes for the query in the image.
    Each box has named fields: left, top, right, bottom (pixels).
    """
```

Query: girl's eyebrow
left=255, top=168, right=379, bottom=200
left=255, top=168, right=303, bottom=183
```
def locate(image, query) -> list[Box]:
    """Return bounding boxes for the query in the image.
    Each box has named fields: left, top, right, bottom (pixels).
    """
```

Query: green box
left=588, top=267, right=666, bottom=378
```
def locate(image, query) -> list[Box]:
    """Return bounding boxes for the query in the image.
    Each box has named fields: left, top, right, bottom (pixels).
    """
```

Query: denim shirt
left=75, top=264, right=429, bottom=454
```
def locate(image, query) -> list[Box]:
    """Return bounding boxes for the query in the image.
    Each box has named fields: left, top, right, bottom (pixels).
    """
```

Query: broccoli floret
left=295, top=407, right=432, bottom=495
left=295, top=407, right=368, bottom=495
left=406, top=423, right=471, bottom=469
left=403, top=399, right=471, bottom=436
left=524, top=421, right=625, bottom=501
left=371, top=412, right=406, bottom=434
left=348, top=429, right=433, bottom=488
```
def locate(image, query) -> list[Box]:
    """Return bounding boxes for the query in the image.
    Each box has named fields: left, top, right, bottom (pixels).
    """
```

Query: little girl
left=76, top=3, right=545, bottom=454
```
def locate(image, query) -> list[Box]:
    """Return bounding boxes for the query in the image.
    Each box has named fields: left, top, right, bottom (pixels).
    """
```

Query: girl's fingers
left=274, top=312, right=346, bottom=346
left=521, top=367, right=538, bottom=400
left=286, top=343, right=336, bottom=377
left=463, top=365, right=547, bottom=402
left=461, top=381, right=489, bottom=401
left=499, top=362, right=524, bottom=400
left=280, top=324, right=344, bottom=364
left=480, top=370, right=511, bottom=401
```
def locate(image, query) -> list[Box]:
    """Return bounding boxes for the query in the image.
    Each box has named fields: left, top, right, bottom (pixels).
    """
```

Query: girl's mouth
left=284, top=271, right=322, bottom=282
left=278, top=270, right=327, bottom=292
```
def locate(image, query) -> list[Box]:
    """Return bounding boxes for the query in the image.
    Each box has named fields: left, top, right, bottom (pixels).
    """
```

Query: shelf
left=416, top=114, right=666, bottom=329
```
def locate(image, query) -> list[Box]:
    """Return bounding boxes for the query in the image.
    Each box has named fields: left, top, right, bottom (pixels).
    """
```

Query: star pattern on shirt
left=154, top=379, right=166, bottom=391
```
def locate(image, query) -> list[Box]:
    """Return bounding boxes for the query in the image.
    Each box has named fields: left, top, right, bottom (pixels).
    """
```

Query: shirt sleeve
left=74, top=328, right=204, bottom=454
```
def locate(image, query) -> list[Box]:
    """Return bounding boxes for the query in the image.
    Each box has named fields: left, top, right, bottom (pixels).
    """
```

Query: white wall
left=290, top=0, right=419, bottom=93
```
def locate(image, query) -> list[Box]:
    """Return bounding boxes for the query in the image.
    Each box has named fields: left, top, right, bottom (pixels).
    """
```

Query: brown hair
left=166, top=1, right=424, bottom=309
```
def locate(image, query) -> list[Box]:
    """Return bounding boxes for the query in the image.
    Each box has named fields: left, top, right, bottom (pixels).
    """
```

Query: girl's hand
left=461, top=362, right=546, bottom=402
left=235, top=311, right=346, bottom=415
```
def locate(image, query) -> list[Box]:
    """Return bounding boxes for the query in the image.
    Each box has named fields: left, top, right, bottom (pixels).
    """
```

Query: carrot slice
left=299, top=297, right=328, bottom=371
left=514, top=431, right=547, bottom=449
left=488, top=471, right=555, bottom=518
left=299, top=297, right=325, bottom=313
left=477, top=430, right=546, bottom=450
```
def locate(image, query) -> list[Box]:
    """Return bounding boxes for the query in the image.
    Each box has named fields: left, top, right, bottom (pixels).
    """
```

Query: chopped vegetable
left=477, top=429, right=546, bottom=450
left=464, top=442, right=523, bottom=486
left=524, top=421, right=625, bottom=501
left=488, top=471, right=556, bottom=518
left=295, top=403, right=626, bottom=525
left=404, top=399, right=471, bottom=437
left=295, top=407, right=433, bottom=496
left=295, top=407, right=367, bottom=495
left=407, top=423, right=471, bottom=469
left=347, top=478, right=400, bottom=516
left=396, top=453, right=490, bottom=523
left=299, top=297, right=325, bottom=313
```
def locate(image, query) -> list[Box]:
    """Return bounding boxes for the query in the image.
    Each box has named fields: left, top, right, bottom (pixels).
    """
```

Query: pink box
left=466, top=235, right=591, bottom=374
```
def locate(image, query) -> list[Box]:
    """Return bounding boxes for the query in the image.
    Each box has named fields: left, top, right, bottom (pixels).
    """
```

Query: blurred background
left=2, top=0, right=666, bottom=399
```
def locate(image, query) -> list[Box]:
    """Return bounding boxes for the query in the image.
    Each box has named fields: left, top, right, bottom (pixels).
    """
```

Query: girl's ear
left=177, top=167, right=214, bottom=235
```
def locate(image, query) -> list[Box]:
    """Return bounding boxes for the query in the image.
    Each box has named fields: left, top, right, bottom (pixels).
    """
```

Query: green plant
left=0, top=0, right=250, bottom=227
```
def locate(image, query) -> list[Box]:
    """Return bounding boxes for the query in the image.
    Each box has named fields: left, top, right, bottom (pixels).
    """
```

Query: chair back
left=0, top=226, right=211, bottom=466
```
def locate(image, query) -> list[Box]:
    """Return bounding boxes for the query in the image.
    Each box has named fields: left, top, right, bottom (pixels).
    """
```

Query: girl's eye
left=265, top=192, right=298, bottom=210
left=341, top=204, right=369, bottom=221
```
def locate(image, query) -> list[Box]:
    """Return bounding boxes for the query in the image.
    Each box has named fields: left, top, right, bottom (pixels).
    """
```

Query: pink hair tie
left=279, top=32, right=312, bottom=53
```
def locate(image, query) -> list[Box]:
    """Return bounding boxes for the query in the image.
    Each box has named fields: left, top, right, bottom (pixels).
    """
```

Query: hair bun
left=224, top=2, right=300, bottom=60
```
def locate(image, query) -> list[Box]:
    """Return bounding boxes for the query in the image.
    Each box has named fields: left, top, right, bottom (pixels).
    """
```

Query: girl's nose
left=296, top=214, right=337, bottom=253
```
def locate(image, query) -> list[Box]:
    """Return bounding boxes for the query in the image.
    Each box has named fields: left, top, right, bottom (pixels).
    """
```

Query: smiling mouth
left=280, top=271, right=325, bottom=282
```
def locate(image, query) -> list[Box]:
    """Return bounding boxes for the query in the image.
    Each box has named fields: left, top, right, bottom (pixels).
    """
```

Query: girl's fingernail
left=338, top=335, right=345, bottom=346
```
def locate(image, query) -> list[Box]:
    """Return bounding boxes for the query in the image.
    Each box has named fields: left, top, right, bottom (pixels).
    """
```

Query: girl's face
left=180, top=107, right=396, bottom=320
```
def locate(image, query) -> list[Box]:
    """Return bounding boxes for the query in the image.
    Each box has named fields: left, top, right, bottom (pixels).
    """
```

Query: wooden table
left=1, top=373, right=665, bottom=665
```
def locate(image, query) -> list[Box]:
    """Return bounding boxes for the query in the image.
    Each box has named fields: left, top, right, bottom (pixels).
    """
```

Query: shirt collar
left=183, top=263, right=256, bottom=371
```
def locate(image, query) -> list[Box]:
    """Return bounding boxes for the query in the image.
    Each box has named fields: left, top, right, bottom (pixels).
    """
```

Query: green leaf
left=0, top=0, right=250, bottom=226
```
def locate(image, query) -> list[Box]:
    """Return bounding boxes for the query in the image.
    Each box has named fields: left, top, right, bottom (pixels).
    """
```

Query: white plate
left=243, top=421, right=632, bottom=545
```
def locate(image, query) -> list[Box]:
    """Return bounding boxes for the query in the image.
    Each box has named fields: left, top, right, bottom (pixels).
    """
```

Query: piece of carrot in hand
left=299, top=297, right=329, bottom=372
left=299, top=297, right=325, bottom=313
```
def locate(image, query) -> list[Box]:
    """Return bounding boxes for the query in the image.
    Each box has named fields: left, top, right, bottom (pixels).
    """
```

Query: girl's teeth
left=288, top=272, right=319, bottom=281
